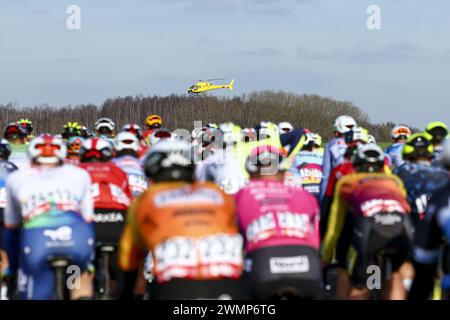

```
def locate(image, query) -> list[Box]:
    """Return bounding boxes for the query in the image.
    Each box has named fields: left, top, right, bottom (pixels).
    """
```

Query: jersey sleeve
left=319, top=141, right=333, bottom=203
left=80, top=169, right=94, bottom=223
left=4, top=173, right=22, bottom=228
left=321, top=177, right=349, bottom=263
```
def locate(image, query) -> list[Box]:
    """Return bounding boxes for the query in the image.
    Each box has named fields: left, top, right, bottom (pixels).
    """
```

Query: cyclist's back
left=236, top=145, right=321, bottom=299
left=119, top=140, right=246, bottom=300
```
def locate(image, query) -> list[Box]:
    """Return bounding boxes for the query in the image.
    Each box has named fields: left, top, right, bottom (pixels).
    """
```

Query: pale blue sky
left=0, top=0, right=449, bottom=128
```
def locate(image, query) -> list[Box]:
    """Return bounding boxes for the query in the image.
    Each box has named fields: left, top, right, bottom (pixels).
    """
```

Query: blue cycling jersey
left=386, top=142, right=405, bottom=169
left=395, top=162, right=449, bottom=226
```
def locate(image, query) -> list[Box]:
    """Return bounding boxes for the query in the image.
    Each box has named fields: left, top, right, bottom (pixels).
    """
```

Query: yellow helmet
left=145, top=115, right=162, bottom=128
left=403, top=132, right=434, bottom=159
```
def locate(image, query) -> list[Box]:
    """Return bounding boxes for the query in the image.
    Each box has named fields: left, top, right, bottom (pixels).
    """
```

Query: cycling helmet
left=143, top=140, right=193, bottom=182
left=94, top=117, right=115, bottom=134
left=0, top=139, right=11, bottom=160
left=334, top=115, right=357, bottom=134
left=66, top=136, right=84, bottom=157
left=442, top=138, right=450, bottom=169
left=219, top=122, right=242, bottom=146
left=79, top=137, right=113, bottom=162
left=145, top=115, right=162, bottom=129
left=200, top=128, right=222, bottom=149
left=114, top=131, right=139, bottom=153
left=149, top=128, right=172, bottom=146
left=4, top=122, right=29, bottom=141
left=344, top=126, right=370, bottom=145
left=352, top=143, right=385, bottom=173
left=245, top=144, right=286, bottom=174
left=425, top=121, right=448, bottom=145
left=368, top=135, right=376, bottom=144
left=28, top=134, right=67, bottom=165
left=121, top=123, right=143, bottom=140
left=402, top=132, right=434, bottom=160
left=391, top=125, right=411, bottom=140
left=62, top=122, right=82, bottom=140
left=241, top=128, right=257, bottom=143
left=278, top=122, right=294, bottom=134
left=18, top=119, right=33, bottom=135
left=303, top=132, right=322, bottom=150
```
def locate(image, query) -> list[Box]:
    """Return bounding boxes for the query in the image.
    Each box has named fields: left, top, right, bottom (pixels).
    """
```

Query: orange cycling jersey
left=119, top=181, right=243, bottom=283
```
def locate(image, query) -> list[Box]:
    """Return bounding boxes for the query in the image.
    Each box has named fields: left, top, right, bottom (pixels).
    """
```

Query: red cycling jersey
left=78, top=162, right=132, bottom=211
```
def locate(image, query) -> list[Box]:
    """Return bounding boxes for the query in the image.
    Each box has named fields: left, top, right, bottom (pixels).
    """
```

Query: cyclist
left=94, top=117, right=116, bottom=142
left=3, top=134, right=94, bottom=300
left=319, top=115, right=357, bottom=202
left=319, top=127, right=378, bottom=238
left=61, top=122, right=82, bottom=141
left=278, top=122, right=294, bottom=134
left=425, top=121, right=448, bottom=163
left=119, top=140, right=247, bottom=300
left=322, top=144, right=412, bottom=300
left=3, top=122, right=29, bottom=170
left=142, top=114, right=163, bottom=143
left=285, top=132, right=324, bottom=199
left=408, top=139, right=450, bottom=300
left=80, top=125, right=90, bottom=139
left=385, top=125, right=411, bottom=170
left=112, top=132, right=148, bottom=198
left=66, top=136, right=84, bottom=165
left=196, top=122, right=247, bottom=195
left=78, top=137, right=132, bottom=298
left=236, top=145, right=321, bottom=299
left=17, top=119, right=34, bottom=142
left=395, top=132, right=448, bottom=227
left=120, top=123, right=148, bottom=157
left=0, top=139, right=18, bottom=299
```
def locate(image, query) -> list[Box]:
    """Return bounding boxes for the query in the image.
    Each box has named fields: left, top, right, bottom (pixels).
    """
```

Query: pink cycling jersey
left=235, top=178, right=320, bottom=253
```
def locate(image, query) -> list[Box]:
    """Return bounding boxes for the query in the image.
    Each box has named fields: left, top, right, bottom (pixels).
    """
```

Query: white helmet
left=219, top=122, right=242, bottom=145
left=28, top=134, right=67, bottom=165
left=334, top=115, right=357, bottom=134
left=278, top=122, right=294, bottom=134
left=94, top=117, right=115, bottom=132
left=442, top=138, right=450, bottom=169
left=368, top=134, right=376, bottom=144
left=114, top=132, right=139, bottom=153
left=149, top=128, right=172, bottom=146
left=391, top=125, right=411, bottom=140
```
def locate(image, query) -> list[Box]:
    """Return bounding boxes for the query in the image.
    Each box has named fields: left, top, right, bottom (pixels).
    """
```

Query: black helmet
left=4, top=122, right=28, bottom=140
left=143, top=140, right=194, bottom=183
left=0, top=139, right=11, bottom=160
left=352, top=144, right=385, bottom=173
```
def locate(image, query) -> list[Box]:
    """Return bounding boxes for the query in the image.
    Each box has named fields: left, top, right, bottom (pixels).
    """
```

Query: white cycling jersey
left=4, top=164, right=93, bottom=228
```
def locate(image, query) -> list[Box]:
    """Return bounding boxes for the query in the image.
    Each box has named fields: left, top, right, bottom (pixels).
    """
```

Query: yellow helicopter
left=187, top=78, right=234, bottom=94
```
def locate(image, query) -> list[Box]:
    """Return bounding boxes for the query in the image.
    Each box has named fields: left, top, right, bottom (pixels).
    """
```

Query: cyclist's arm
left=118, top=197, right=146, bottom=272
left=409, top=194, right=444, bottom=299
left=80, top=171, right=94, bottom=223
left=3, top=177, right=21, bottom=274
left=319, top=142, right=332, bottom=203
left=321, top=178, right=348, bottom=263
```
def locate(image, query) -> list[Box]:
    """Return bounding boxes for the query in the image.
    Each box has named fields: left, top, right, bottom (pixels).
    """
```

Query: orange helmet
left=145, top=115, right=162, bottom=128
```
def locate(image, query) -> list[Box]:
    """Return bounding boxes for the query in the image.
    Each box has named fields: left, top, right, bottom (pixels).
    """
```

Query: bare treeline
left=0, top=90, right=398, bottom=141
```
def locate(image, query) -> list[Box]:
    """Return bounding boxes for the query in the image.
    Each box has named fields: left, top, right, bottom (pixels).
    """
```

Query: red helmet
left=28, top=134, right=67, bottom=165
left=79, top=137, right=113, bottom=162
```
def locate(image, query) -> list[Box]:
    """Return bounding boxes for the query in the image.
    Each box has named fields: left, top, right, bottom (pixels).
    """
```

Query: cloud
left=298, top=42, right=425, bottom=63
